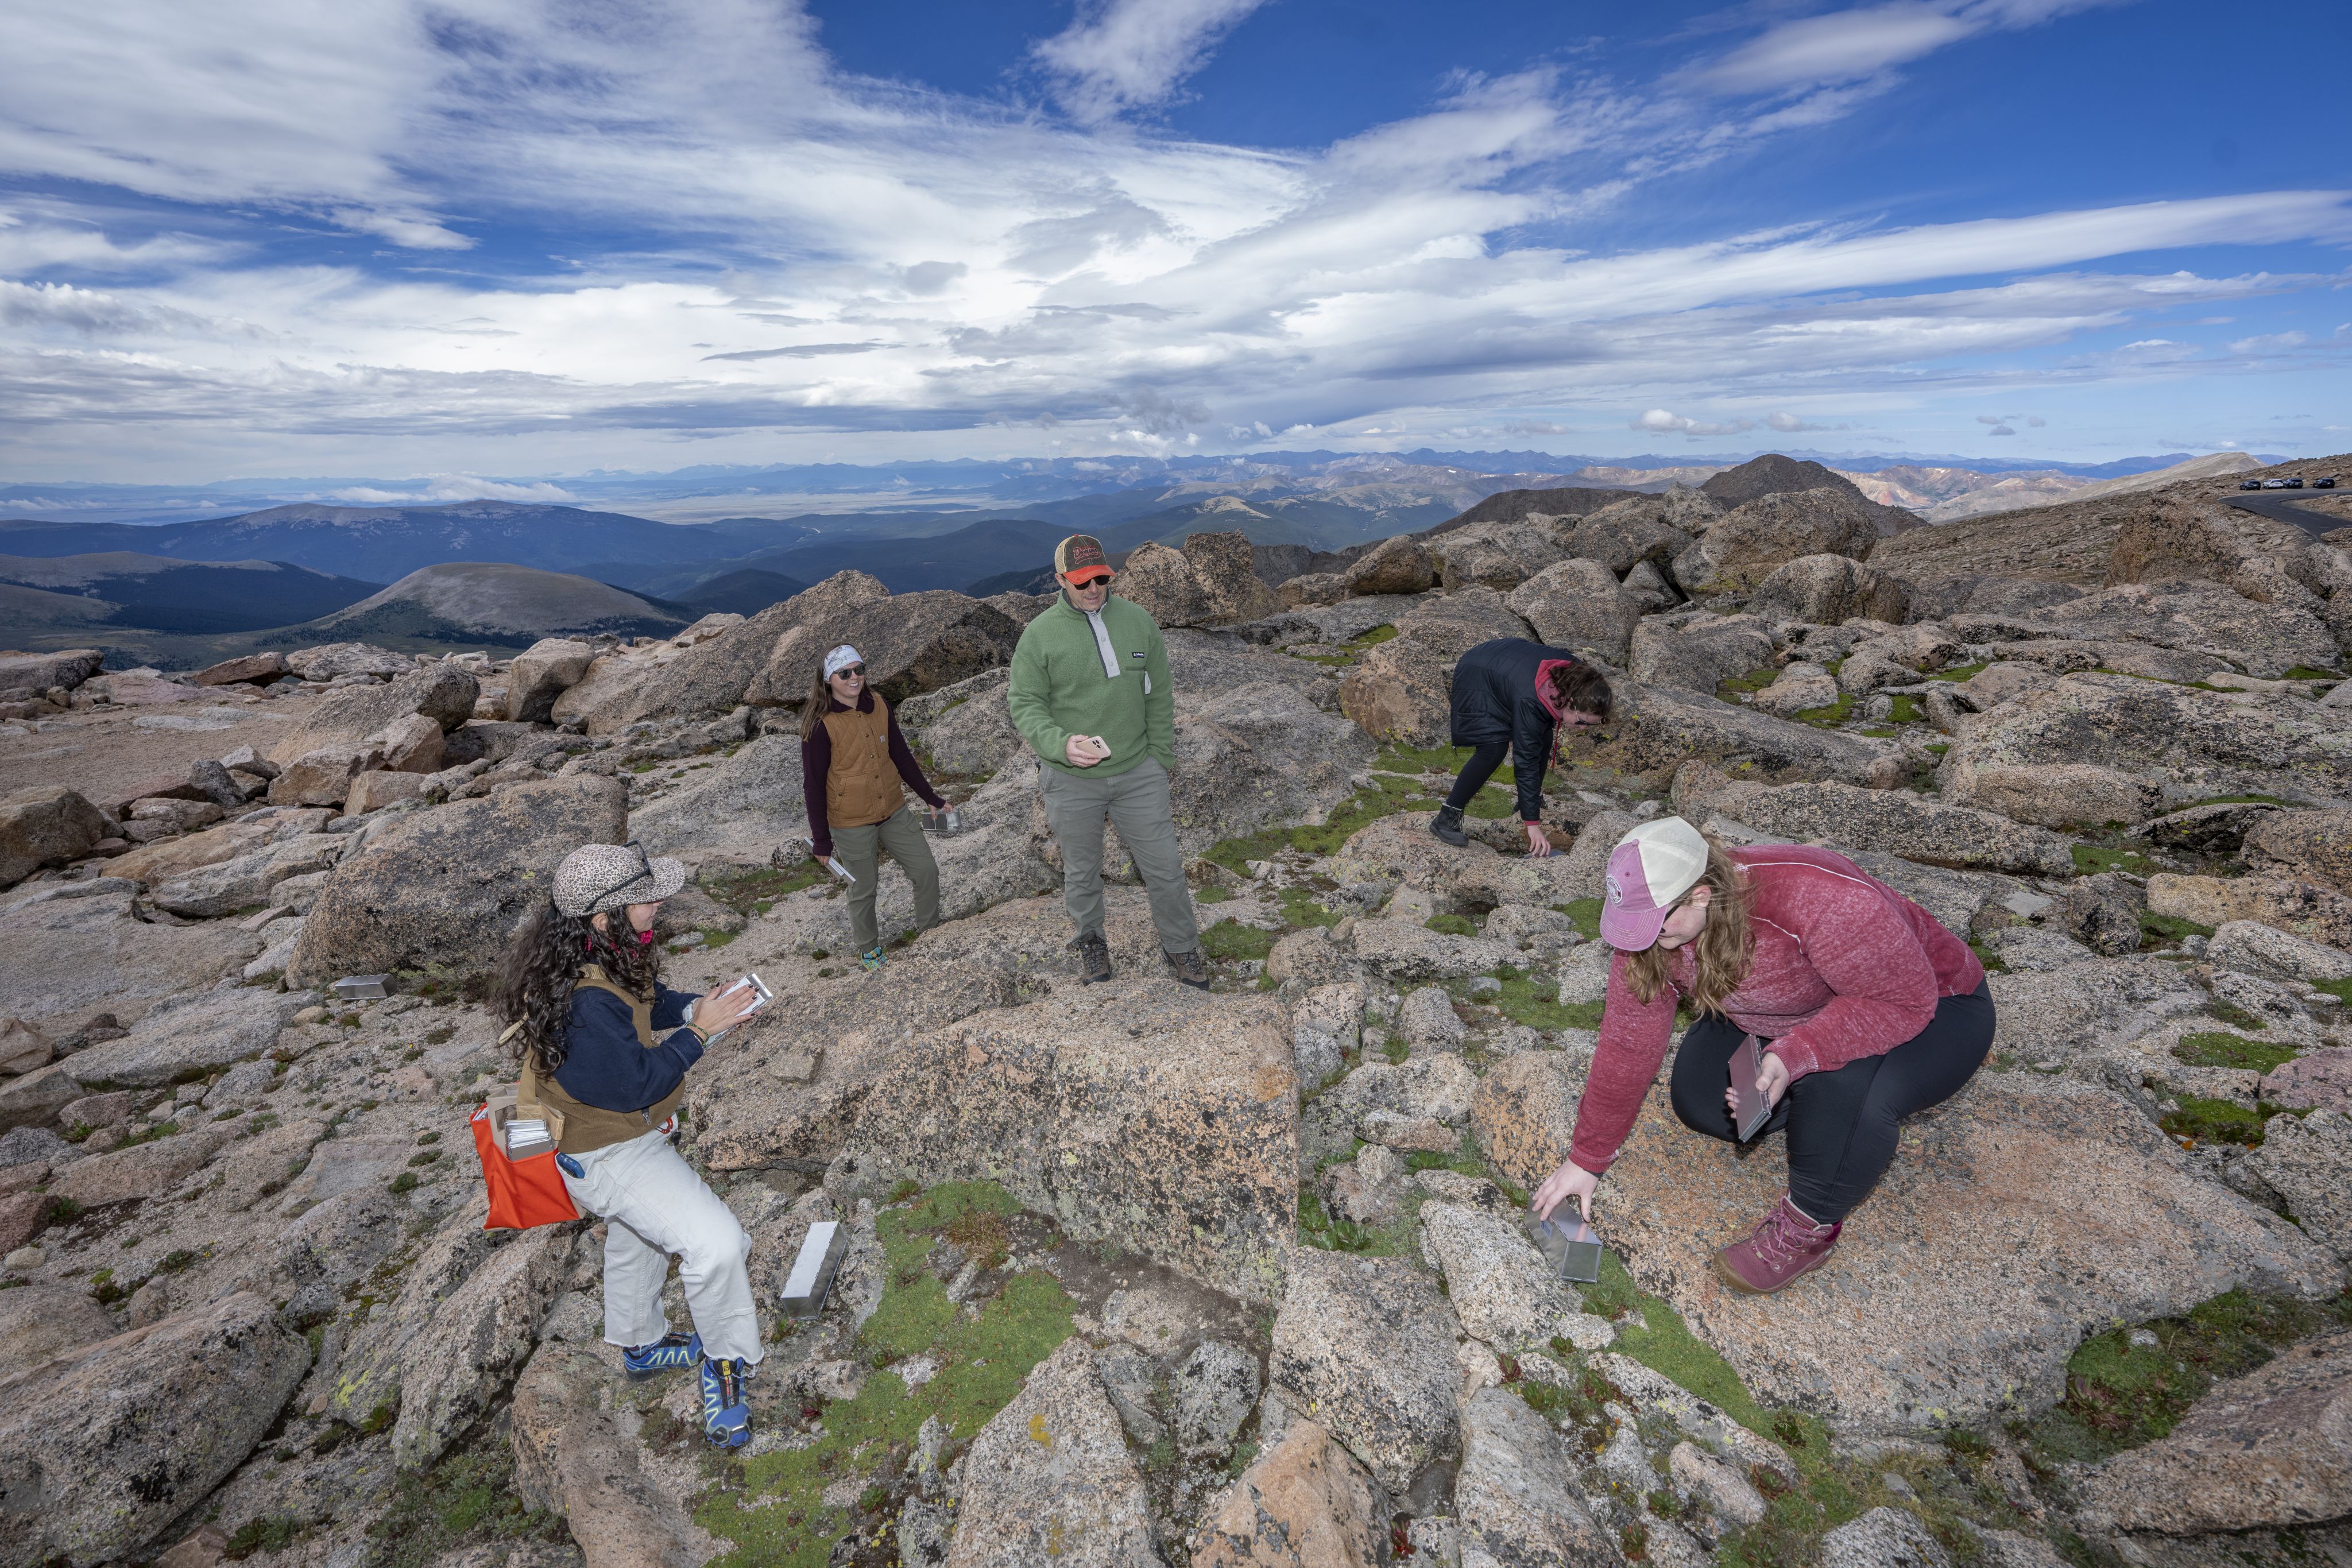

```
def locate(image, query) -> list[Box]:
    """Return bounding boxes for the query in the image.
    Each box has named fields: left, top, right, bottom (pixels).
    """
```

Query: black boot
left=1429, top=804, right=1469, bottom=847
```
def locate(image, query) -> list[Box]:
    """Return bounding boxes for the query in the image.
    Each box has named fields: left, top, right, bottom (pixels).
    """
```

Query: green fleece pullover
left=1007, top=591, right=1174, bottom=777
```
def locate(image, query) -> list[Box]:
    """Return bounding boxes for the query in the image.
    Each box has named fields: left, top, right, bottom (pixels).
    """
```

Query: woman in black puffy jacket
left=1429, top=638, right=1612, bottom=855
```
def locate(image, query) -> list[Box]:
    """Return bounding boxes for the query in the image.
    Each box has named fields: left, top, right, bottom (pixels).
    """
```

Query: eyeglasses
left=583, top=839, right=653, bottom=911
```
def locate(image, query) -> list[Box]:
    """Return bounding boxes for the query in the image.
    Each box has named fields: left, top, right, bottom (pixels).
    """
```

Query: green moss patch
left=1425, top=913, right=1479, bottom=937
left=2025, top=1289, right=2352, bottom=1464
left=2159, top=1094, right=2271, bottom=1146
left=2070, top=844, right=2154, bottom=877
left=1200, top=920, right=1276, bottom=962
left=1468, top=964, right=1603, bottom=1032
left=2284, top=666, right=2342, bottom=680
left=1200, top=762, right=1446, bottom=873
left=1195, top=885, right=1232, bottom=905
left=705, top=862, right=831, bottom=914
left=2140, top=911, right=2215, bottom=944
left=365, top=1436, right=565, bottom=1568
left=1576, top=1251, right=1774, bottom=1438
left=1716, top=667, right=1781, bottom=701
left=1885, top=693, right=1925, bottom=725
left=1792, top=694, right=1854, bottom=726
left=1296, top=1186, right=1421, bottom=1257
left=1278, top=884, right=1342, bottom=930
left=1924, top=661, right=1987, bottom=683
left=2173, top=1031, right=2297, bottom=1073
left=1553, top=898, right=1603, bottom=939
left=703, top=1183, right=1077, bottom=1568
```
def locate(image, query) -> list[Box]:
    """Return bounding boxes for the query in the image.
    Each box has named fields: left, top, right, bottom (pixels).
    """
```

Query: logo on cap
left=1604, top=872, right=1623, bottom=905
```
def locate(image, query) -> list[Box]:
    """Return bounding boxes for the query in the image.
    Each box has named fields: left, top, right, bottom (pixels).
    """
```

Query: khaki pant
left=1038, top=756, right=1200, bottom=954
left=833, top=805, right=939, bottom=954
left=559, top=1126, right=762, bottom=1364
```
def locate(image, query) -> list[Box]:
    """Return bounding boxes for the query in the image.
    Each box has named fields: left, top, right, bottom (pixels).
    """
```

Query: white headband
left=823, top=645, right=863, bottom=679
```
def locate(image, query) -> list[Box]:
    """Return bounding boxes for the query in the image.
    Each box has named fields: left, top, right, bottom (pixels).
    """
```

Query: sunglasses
left=831, top=664, right=866, bottom=679
left=1065, top=571, right=1113, bottom=589
left=584, top=839, right=655, bottom=911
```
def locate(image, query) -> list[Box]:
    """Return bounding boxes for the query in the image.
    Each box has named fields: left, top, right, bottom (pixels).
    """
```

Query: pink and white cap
left=1600, top=816, right=1711, bottom=950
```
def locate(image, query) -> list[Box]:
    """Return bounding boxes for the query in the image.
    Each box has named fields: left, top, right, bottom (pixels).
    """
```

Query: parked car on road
left=2241, top=478, right=2266, bottom=490
left=2264, top=477, right=2301, bottom=489
left=2315, top=476, right=2338, bottom=489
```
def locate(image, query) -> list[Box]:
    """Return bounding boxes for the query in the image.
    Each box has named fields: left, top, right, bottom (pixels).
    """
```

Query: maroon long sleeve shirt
left=1566, top=845, right=1986, bottom=1174
left=800, top=692, right=945, bottom=860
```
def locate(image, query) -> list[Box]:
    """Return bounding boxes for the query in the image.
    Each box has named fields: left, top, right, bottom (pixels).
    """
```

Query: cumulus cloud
left=1637, top=408, right=1757, bottom=438
left=1765, top=411, right=1844, bottom=432
left=1034, top=0, right=1270, bottom=123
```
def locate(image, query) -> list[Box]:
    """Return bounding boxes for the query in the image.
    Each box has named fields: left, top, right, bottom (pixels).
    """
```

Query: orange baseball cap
left=1055, top=535, right=1112, bottom=583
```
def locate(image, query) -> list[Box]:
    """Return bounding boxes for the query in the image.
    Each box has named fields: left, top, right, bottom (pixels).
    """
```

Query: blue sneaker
left=622, top=1330, right=702, bottom=1381
left=858, top=946, right=886, bottom=972
left=700, top=1356, right=753, bottom=1449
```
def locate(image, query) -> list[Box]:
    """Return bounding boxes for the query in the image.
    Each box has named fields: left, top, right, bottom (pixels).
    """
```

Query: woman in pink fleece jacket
left=1531, top=816, right=1994, bottom=1293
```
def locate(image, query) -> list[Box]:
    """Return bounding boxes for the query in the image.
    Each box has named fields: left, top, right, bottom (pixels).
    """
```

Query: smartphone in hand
left=1730, top=1034, right=1771, bottom=1141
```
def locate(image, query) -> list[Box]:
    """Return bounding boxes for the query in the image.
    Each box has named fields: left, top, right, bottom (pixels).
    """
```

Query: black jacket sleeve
left=886, top=708, right=946, bottom=808
left=552, top=989, right=705, bottom=1113
left=1510, top=690, right=1551, bottom=823
left=802, top=725, right=834, bottom=859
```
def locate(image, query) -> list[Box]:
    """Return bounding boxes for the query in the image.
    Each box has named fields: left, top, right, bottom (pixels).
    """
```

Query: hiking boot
left=699, top=1356, right=754, bottom=1449
left=1717, top=1194, right=1842, bottom=1294
left=1429, top=805, right=1469, bottom=847
left=858, top=946, right=886, bottom=972
left=622, top=1330, right=702, bottom=1381
left=1072, top=930, right=1113, bottom=984
left=1165, top=946, right=1212, bottom=990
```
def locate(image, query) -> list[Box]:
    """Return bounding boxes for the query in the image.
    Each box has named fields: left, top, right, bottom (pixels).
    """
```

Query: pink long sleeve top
left=1566, top=845, right=1986, bottom=1175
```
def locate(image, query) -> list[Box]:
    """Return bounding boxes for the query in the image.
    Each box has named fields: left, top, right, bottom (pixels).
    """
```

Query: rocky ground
left=4, top=455, right=2352, bottom=1567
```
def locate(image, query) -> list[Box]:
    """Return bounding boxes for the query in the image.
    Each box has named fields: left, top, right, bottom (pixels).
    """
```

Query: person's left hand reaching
left=1523, top=820, right=1555, bottom=858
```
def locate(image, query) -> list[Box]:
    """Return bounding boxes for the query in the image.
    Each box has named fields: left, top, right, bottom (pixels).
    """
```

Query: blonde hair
left=1620, top=835, right=1753, bottom=1016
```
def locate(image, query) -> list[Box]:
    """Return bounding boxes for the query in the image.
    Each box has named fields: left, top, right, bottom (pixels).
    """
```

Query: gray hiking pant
left=833, top=806, right=939, bottom=954
left=1038, top=757, right=1200, bottom=955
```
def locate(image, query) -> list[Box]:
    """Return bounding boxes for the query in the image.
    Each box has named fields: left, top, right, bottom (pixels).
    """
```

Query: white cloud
left=328, top=475, right=579, bottom=504
left=2229, top=330, right=2309, bottom=355
left=1692, top=0, right=2127, bottom=96
left=2026, top=415, right=2046, bottom=426
left=1766, top=411, right=1844, bottom=432
left=1034, top=0, right=1270, bottom=123
left=0, top=0, right=2342, bottom=475
left=1637, top=408, right=1756, bottom=438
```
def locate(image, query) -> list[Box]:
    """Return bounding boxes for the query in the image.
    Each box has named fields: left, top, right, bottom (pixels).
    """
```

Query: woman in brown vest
left=495, top=841, right=765, bottom=1447
left=799, top=643, right=947, bottom=971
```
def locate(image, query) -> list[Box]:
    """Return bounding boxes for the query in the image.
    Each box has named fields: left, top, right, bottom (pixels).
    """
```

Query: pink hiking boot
left=1718, top=1194, right=1841, bottom=1294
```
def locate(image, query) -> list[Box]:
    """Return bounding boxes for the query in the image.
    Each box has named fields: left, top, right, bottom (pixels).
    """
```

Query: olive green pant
left=832, top=806, right=939, bottom=954
left=1037, top=756, right=1200, bottom=954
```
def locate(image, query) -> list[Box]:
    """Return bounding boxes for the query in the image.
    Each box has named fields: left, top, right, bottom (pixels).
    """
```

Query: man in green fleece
left=1008, top=535, right=1208, bottom=988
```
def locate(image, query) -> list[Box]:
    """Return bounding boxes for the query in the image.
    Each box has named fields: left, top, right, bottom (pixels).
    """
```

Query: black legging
left=1668, top=980, right=1994, bottom=1224
left=1444, top=742, right=1512, bottom=811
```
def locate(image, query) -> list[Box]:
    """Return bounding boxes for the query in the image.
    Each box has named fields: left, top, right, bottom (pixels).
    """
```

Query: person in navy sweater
left=495, top=841, right=764, bottom=1447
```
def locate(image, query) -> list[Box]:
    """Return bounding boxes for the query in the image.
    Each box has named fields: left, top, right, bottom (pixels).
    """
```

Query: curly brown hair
left=494, top=901, right=662, bottom=1076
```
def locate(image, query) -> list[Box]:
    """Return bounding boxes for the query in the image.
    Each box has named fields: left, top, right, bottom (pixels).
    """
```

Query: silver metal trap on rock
left=782, top=1219, right=849, bottom=1319
left=1531, top=1213, right=1606, bottom=1284
left=332, top=974, right=389, bottom=1001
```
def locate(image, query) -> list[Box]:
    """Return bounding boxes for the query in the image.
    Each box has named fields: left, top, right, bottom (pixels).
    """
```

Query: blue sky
left=0, top=0, right=2346, bottom=486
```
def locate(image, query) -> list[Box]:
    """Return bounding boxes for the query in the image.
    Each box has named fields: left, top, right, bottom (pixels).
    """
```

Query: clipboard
left=1731, top=1033, right=1772, bottom=1141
